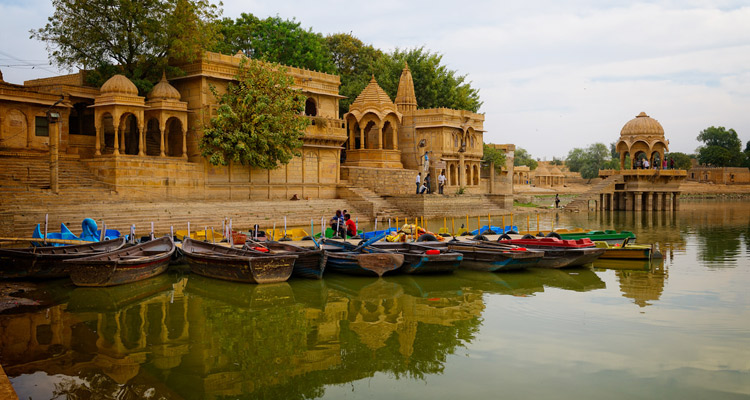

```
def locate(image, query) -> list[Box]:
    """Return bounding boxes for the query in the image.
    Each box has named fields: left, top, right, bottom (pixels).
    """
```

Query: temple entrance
left=166, top=117, right=183, bottom=157
left=101, top=113, right=115, bottom=153
left=383, top=121, right=394, bottom=150
left=145, top=118, right=161, bottom=156
left=122, top=114, right=139, bottom=155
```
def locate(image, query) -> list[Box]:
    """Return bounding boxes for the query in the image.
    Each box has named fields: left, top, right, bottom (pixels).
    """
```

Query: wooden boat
left=593, top=241, right=655, bottom=260
left=369, top=242, right=463, bottom=274
left=244, top=240, right=327, bottom=279
left=557, top=230, right=636, bottom=245
left=66, top=273, right=177, bottom=312
left=65, top=236, right=175, bottom=287
left=182, top=238, right=296, bottom=284
left=174, top=229, right=224, bottom=242
left=497, top=237, right=605, bottom=268
left=0, top=237, right=127, bottom=279
left=321, top=240, right=403, bottom=277
left=404, top=241, right=543, bottom=272
left=265, top=228, right=311, bottom=241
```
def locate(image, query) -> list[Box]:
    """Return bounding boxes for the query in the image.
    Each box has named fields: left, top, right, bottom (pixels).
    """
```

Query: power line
left=0, top=49, right=58, bottom=74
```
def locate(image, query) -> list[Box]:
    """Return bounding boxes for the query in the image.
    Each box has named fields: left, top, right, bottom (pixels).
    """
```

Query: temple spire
left=395, top=62, right=417, bottom=112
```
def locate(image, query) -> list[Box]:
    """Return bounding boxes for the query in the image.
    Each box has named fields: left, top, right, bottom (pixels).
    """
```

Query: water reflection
left=593, top=259, right=667, bottom=308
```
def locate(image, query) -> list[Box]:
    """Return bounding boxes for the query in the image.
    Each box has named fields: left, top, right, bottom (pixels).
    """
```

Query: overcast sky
left=1, top=0, right=749, bottom=159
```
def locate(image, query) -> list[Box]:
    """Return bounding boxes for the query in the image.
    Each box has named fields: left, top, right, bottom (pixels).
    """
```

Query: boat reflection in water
left=593, top=258, right=667, bottom=308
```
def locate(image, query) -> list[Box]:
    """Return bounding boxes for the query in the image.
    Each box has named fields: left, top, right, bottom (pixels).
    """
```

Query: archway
left=305, top=98, right=317, bottom=117
left=101, top=113, right=115, bottom=153
left=473, top=164, right=479, bottom=185
left=449, top=164, right=457, bottom=186
left=121, top=113, right=139, bottom=155
left=166, top=117, right=183, bottom=157
left=145, top=118, right=161, bottom=156
left=363, top=121, right=377, bottom=150
left=382, top=121, right=394, bottom=150
left=0, top=108, right=28, bottom=148
left=466, top=165, right=471, bottom=186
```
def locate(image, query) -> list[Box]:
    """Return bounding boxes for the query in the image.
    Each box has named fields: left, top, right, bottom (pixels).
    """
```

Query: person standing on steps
left=415, top=172, right=421, bottom=194
left=555, top=194, right=560, bottom=208
left=438, top=170, right=446, bottom=194
left=422, top=151, right=430, bottom=174
left=424, top=173, right=432, bottom=194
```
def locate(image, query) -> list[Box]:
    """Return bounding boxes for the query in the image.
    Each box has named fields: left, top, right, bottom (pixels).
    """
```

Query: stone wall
left=388, top=194, right=513, bottom=218
left=341, top=166, right=418, bottom=196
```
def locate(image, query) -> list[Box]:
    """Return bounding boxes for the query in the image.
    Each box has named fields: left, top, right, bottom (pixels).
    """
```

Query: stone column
left=160, top=121, right=166, bottom=157
left=663, top=192, right=672, bottom=211
left=359, top=127, right=365, bottom=150
left=392, top=126, right=398, bottom=150
left=609, top=193, right=615, bottom=211
left=654, top=192, right=663, bottom=211
left=377, top=125, right=383, bottom=149
left=673, top=192, right=680, bottom=210
left=348, top=125, right=355, bottom=150
left=625, top=192, right=632, bottom=211
left=113, top=118, right=120, bottom=156
left=459, top=153, right=465, bottom=187
left=95, top=119, right=101, bottom=156
left=138, top=121, right=145, bottom=156
left=646, top=191, right=653, bottom=211
left=634, top=191, right=642, bottom=211
left=182, top=128, right=188, bottom=160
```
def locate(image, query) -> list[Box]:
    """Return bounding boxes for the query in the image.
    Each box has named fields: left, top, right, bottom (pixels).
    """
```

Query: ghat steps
left=563, top=175, right=622, bottom=211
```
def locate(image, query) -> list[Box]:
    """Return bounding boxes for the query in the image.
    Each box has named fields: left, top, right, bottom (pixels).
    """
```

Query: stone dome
left=349, top=76, right=399, bottom=115
left=620, top=112, right=664, bottom=136
left=100, top=74, right=138, bottom=96
left=549, top=166, right=564, bottom=176
left=147, top=72, right=181, bottom=101
left=534, top=164, right=550, bottom=176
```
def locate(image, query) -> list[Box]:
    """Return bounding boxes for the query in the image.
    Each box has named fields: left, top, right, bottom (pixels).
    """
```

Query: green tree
left=665, top=152, right=693, bottom=170
left=482, top=144, right=507, bottom=173
left=565, top=143, right=613, bottom=181
left=514, top=147, right=538, bottom=170
left=373, top=47, right=482, bottom=113
left=744, top=141, right=750, bottom=168
left=550, top=157, right=564, bottom=166
left=31, top=0, right=222, bottom=94
left=200, top=58, right=309, bottom=168
left=325, top=33, right=385, bottom=116
left=696, top=126, right=745, bottom=166
left=213, top=13, right=335, bottom=74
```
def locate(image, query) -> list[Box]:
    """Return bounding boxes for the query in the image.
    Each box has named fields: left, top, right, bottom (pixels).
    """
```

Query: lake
left=1, top=200, right=748, bottom=399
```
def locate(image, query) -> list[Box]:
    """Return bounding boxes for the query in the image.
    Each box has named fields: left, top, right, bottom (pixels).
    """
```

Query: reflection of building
left=686, top=167, right=750, bottom=184
left=616, top=262, right=668, bottom=307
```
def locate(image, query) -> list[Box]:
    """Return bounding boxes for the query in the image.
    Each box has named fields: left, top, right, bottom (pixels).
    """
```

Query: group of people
left=416, top=171, right=447, bottom=195
left=329, top=210, right=357, bottom=238
left=635, top=157, right=675, bottom=170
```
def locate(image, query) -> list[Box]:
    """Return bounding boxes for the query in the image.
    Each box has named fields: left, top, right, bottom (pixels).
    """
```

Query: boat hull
left=598, top=247, right=651, bottom=260
left=325, top=251, right=404, bottom=277
left=66, top=237, right=175, bottom=287
left=0, top=238, right=127, bottom=280
left=369, top=242, right=462, bottom=274
left=246, top=242, right=326, bottom=279
left=183, top=239, right=296, bottom=284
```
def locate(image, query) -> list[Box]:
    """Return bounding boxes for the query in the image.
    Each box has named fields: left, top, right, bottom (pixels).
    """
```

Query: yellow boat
left=174, top=229, right=224, bottom=242
left=265, top=228, right=310, bottom=241
left=594, top=241, right=658, bottom=260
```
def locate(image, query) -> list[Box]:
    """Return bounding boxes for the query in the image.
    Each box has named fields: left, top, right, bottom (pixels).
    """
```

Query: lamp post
left=46, top=97, right=63, bottom=194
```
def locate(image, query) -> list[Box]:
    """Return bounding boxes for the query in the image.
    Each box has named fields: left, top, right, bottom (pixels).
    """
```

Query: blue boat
left=32, top=219, right=120, bottom=246
left=361, top=227, right=399, bottom=240
left=470, top=225, right=519, bottom=235
left=321, top=234, right=404, bottom=277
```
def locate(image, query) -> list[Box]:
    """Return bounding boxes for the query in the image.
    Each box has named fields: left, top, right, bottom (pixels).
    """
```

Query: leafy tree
left=550, top=157, right=564, bottom=166
left=31, top=0, right=222, bottom=94
left=213, top=13, right=335, bottom=74
left=514, top=147, right=538, bottom=170
left=373, top=47, right=482, bottom=113
left=565, top=143, right=614, bottom=181
left=696, top=126, right=745, bottom=166
left=665, top=152, right=693, bottom=170
left=482, top=144, right=507, bottom=173
left=200, top=58, right=309, bottom=168
left=325, top=33, right=385, bottom=116
left=745, top=140, right=750, bottom=168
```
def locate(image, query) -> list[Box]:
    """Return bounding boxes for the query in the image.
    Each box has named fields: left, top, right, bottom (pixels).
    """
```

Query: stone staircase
left=0, top=153, right=111, bottom=191
left=563, top=175, right=622, bottom=211
left=337, top=184, right=403, bottom=220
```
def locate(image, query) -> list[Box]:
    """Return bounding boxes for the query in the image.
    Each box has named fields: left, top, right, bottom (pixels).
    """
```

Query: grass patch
left=514, top=200, right=540, bottom=207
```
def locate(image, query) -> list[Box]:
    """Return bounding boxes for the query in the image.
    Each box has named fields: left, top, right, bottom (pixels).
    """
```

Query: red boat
left=494, top=237, right=605, bottom=268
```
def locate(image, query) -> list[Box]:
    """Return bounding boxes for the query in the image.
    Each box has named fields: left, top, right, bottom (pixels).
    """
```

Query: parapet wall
left=341, top=166, right=417, bottom=196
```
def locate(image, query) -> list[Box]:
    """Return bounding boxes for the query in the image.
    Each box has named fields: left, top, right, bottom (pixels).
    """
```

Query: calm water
left=1, top=201, right=749, bottom=399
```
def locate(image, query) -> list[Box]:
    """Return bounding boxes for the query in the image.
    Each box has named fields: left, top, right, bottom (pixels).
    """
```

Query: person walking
left=415, top=172, right=421, bottom=194
left=438, top=171, right=446, bottom=194
left=555, top=194, right=560, bottom=209
left=669, top=158, right=675, bottom=169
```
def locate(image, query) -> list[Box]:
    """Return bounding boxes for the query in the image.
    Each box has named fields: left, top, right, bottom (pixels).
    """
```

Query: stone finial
left=396, top=61, right=417, bottom=112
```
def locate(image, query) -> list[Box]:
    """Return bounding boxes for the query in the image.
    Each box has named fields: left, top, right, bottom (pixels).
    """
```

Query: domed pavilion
left=616, top=112, right=669, bottom=169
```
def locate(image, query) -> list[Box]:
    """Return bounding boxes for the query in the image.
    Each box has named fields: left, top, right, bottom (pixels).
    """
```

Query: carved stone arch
left=145, top=117, right=161, bottom=156
left=118, top=112, right=140, bottom=155
left=305, top=97, right=318, bottom=117
left=1, top=108, right=29, bottom=148
left=472, top=164, right=479, bottom=185
left=165, top=116, right=184, bottom=157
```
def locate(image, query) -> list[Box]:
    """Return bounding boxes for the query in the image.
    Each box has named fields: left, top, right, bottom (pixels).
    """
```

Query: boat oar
left=353, top=230, right=389, bottom=252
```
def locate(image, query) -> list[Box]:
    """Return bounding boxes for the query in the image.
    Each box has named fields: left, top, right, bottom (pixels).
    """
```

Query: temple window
left=35, top=116, right=49, bottom=137
left=305, top=98, right=317, bottom=117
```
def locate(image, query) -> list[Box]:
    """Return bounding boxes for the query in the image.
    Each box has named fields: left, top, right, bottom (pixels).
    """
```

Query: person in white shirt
left=415, top=172, right=421, bottom=194
left=438, top=171, right=446, bottom=194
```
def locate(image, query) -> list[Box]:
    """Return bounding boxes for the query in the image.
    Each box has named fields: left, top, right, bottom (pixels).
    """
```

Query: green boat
left=556, top=230, right=636, bottom=244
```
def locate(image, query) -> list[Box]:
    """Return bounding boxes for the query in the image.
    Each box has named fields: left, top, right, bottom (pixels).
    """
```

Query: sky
left=1, top=0, right=749, bottom=159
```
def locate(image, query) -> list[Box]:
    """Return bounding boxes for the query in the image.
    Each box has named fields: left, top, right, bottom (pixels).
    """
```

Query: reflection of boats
left=67, top=273, right=178, bottom=312
left=453, top=269, right=545, bottom=297
left=67, top=237, right=175, bottom=287
left=370, top=242, right=463, bottom=274
left=594, top=241, right=654, bottom=260
left=592, top=258, right=652, bottom=271
left=0, top=237, right=126, bottom=279
left=497, top=237, right=605, bottom=268
left=184, top=273, right=296, bottom=309
left=528, top=267, right=606, bottom=292
left=244, top=240, right=327, bottom=279
left=182, top=238, right=296, bottom=284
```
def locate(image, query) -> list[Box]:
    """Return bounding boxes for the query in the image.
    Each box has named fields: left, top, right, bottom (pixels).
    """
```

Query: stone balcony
left=343, top=149, right=403, bottom=169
